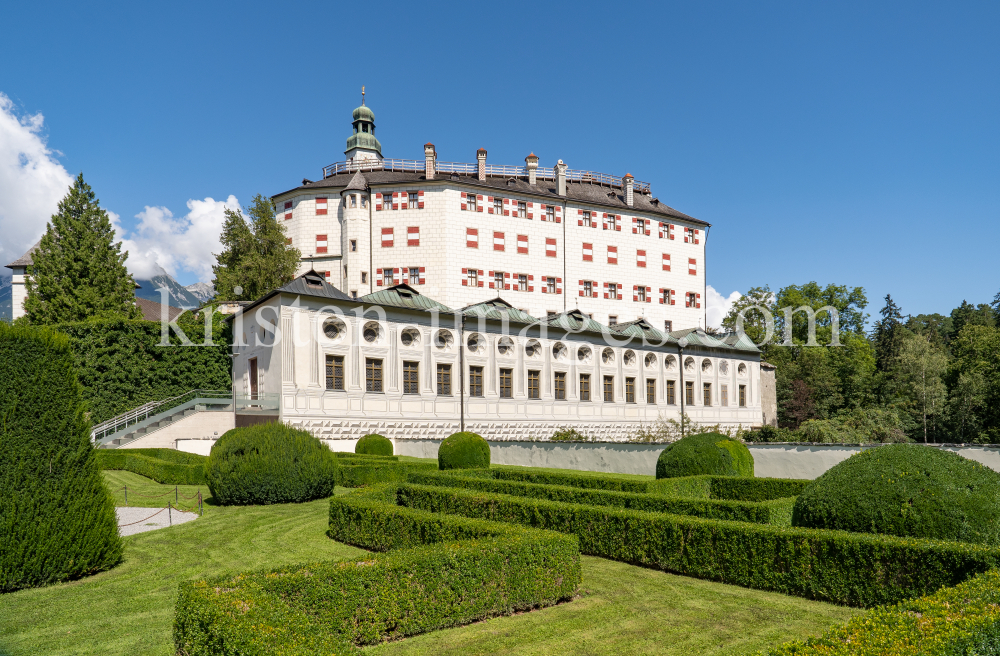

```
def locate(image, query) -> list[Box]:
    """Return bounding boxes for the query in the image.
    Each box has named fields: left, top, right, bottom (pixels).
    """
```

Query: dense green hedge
left=0, top=324, right=122, bottom=592
left=438, top=431, right=490, bottom=470
left=656, top=432, right=754, bottom=479
left=762, top=568, right=1000, bottom=655
left=355, top=433, right=393, bottom=456
left=396, top=482, right=1000, bottom=607
left=793, top=444, right=1000, bottom=545
left=205, top=424, right=338, bottom=505
left=55, top=318, right=231, bottom=424
left=406, top=471, right=794, bottom=525
left=174, top=487, right=580, bottom=656
left=94, top=448, right=207, bottom=485
left=338, top=461, right=435, bottom=487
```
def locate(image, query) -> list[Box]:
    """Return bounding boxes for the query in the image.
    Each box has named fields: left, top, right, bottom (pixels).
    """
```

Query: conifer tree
left=212, top=194, right=300, bottom=302
left=872, top=294, right=904, bottom=373
left=23, top=173, right=140, bottom=324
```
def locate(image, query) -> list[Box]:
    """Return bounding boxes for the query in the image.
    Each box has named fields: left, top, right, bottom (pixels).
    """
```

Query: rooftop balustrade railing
left=322, top=158, right=651, bottom=193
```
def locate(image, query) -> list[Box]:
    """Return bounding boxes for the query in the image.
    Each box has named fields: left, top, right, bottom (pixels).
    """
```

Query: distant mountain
left=184, top=281, right=215, bottom=304
left=134, top=266, right=204, bottom=309
left=0, top=275, right=11, bottom=321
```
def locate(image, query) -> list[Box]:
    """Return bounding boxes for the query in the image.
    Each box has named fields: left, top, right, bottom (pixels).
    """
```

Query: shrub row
left=336, top=459, right=436, bottom=488
left=174, top=489, right=581, bottom=656
left=395, top=482, right=1000, bottom=608
left=489, top=467, right=807, bottom=501
left=762, top=568, right=1000, bottom=655
left=406, top=471, right=794, bottom=526
left=94, top=448, right=207, bottom=485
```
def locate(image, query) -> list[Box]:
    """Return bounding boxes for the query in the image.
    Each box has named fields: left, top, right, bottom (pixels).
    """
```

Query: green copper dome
left=346, top=103, right=382, bottom=157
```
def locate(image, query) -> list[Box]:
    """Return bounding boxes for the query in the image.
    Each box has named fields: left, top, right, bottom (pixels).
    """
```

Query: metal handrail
left=90, top=389, right=232, bottom=442
left=321, top=157, right=651, bottom=193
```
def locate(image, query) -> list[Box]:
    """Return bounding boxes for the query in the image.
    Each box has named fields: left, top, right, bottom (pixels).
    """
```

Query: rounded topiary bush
left=438, top=432, right=490, bottom=470
left=356, top=433, right=393, bottom=456
left=656, top=432, right=754, bottom=479
left=0, top=324, right=122, bottom=592
left=792, top=444, right=1000, bottom=544
left=206, top=423, right=338, bottom=505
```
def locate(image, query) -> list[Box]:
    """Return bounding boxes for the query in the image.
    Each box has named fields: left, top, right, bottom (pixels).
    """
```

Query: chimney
left=424, top=143, right=436, bottom=180
left=477, top=148, right=487, bottom=181
left=623, top=173, right=634, bottom=207
left=525, top=153, right=538, bottom=185
left=555, top=159, right=567, bottom=196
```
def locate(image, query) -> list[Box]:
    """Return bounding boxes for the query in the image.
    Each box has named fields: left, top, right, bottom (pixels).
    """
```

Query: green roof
left=461, top=298, right=538, bottom=324
left=360, top=284, right=451, bottom=312
left=542, top=309, right=608, bottom=334
left=673, top=328, right=760, bottom=353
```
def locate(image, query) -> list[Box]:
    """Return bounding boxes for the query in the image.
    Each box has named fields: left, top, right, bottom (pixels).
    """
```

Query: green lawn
left=0, top=473, right=858, bottom=656
left=102, top=470, right=211, bottom=512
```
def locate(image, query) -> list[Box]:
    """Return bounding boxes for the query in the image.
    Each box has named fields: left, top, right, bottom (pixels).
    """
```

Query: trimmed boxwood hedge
left=94, top=448, right=207, bottom=485
left=406, top=471, right=795, bottom=525
left=205, top=424, right=338, bottom=505
left=338, top=460, right=437, bottom=487
left=173, top=487, right=580, bottom=656
left=438, top=432, right=490, bottom=470
left=656, top=432, right=754, bottom=479
left=355, top=433, right=393, bottom=456
left=793, top=444, right=1000, bottom=545
left=0, top=323, right=122, bottom=592
left=395, top=482, right=1000, bottom=608
left=762, top=567, right=1000, bottom=655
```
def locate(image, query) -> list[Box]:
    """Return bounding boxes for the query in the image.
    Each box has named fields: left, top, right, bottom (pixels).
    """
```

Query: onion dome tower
left=345, top=86, right=382, bottom=164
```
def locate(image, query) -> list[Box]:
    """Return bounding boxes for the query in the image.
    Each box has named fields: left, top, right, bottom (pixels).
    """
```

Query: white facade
left=230, top=275, right=763, bottom=444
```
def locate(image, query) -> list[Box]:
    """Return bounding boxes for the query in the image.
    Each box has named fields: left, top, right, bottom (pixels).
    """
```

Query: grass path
left=102, top=470, right=210, bottom=511
left=367, top=556, right=859, bottom=656
left=0, top=477, right=363, bottom=656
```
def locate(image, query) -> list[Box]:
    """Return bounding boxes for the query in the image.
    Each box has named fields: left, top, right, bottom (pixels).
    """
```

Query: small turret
left=345, top=86, right=382, bottom=163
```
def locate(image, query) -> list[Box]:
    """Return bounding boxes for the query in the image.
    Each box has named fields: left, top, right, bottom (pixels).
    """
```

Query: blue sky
left=1, top=1, right=997, bottom=322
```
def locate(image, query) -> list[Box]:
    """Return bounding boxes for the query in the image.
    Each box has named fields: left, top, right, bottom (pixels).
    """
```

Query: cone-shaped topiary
left=0, top=323, right=123, bottom=592
left=206, top=423, right=338, bottom=505
left=356, top=433, right=393, bottom=456
left=656, top=432, right=754, bottom=479
left=792, top=444, right=1000, bottom=544
left=438, top=432, right=490, bottom=470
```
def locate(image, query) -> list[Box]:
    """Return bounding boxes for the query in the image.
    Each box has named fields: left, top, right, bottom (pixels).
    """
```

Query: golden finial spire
left=361, top=85, right=365, bottom=106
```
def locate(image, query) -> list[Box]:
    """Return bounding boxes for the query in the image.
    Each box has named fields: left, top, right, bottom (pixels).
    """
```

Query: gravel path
left=116, top=506, right=198, bottom=537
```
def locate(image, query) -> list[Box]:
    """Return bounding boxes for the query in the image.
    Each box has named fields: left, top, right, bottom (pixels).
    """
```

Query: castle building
left=273, top=98, right=709, bottom=334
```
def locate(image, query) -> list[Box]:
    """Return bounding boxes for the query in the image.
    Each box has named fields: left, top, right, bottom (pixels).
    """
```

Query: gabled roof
left=461, top=297, right=538, bottom=324
left=361, top=283, right=451, bottom=312
left=342, top=170, right=368, bottom=192
left=135, top=297, right=186, bottom=322
left=541, top=309, right=608, bottom=334
left=279, top=270, right=354, bottom=301
left=672, top=327, right=760, bottom=353
left=608, top=317, right=677, bottom=345
left=6, top=240, right=40, bottom=268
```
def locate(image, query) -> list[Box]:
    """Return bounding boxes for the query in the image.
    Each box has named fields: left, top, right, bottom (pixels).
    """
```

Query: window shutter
left=375, top=193, right=383, bottom=211
left=466, top=228, right=478, bottom=248
left=695, top=229, right=700, bottom=244
left=696, top=292, right=702, bottom=309
left=417, top=190, right=424, bottom=210
left=662, top=253, right=671, bottom=271
left=671, top=289, right=676, bottom=305
left=407, top=226, right=420, bottom=247
left=419, top=267, right=426, bottom=284
left=669, top=224, right=675, bottom=240
left=646, top=287, right=652, bottom=302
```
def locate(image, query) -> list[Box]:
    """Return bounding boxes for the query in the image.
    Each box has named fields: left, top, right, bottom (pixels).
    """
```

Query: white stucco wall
left=124, top=411, right=235, bottom=451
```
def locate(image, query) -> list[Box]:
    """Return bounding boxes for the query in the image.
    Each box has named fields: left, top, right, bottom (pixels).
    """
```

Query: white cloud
left=706, top=285, right=742, bottom=329
left=0, top=93, right=74, bottom=267
left=112, top=196, right=240, bottom=281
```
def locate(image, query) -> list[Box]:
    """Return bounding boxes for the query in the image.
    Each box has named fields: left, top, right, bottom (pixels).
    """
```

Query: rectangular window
left=517, top=234, right=528, bottom=254
left=527, top=370, right=540, bottom=399
left=583, top=281, right=593, bottom=297
left=703, top=383, right=712, bottom=406
left=494, top=197, right=503, bottom=214
left=407, top=226, right=420, bottom=246
left=603, top=375, right=614, bottom=402
left=350, top=239, right=357, bottom=252
left=361, top=196, right=367, bottom=208
left=493, top=231, right=505, bottom=251
left=518, top=274, right=528, bottom=291
left=494, top=271, right=505, bottom=289
left=350, top=195, right=357, bottom=208
left=546, top=277, right=556, bottom=294
left=468, top=194, right=477, bottom=212
left=554, top=372, right=566, bottom=400
left=664, top=320, right=673, bottom=333
left=739, top=384, right=747, bottom=407
left=608, top=315, right=618, bottom=325
left=637, top=287, right=647, bottom=302
left=361, top=271, right=368, bottom=284
left=499, top=368, right=513, bottom=398
left=608, top=283, right=619, bottom=300
left=666, top=380, right=676, bottom=405
left=325, top=355, right=344, bottom=390
left=409, top=267, right=419, bottom=285
left=466, top=227, right=478, bottom=248
left=580, top=374, right=591, bottom=401
left=646, top=379, right=656, bottom=404
left=408, top=192, right=419, bottom=209
left=403, top=361, right=419, bottom=395
left=437, top=364, right=452, bottom=396
left=383, top=269, right=394, bottom=286
left=662, top=289, right=673, bottom=305
left=546, top=206, right=555, bottom=222
left=685, top=227, right=696, bottom=243
left=637, top=249, right=646, bottom=268
left=607, top=245, right=618, bottom=264
left=467, top=269, right=479, bottom=287
left=625, top=377, right=636, bottom=403
left=469, top=366, right=484, bottom=397
left=721, top=384, right=728, bottom=407
left=582, top=210, right=592, bottom=227
left=517, top=201, right=527, bottom=218
left=366, top=358, right=383, bottom=393
left=685, top=381, right=694, bottom=406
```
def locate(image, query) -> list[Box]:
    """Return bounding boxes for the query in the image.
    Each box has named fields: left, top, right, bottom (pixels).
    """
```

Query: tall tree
left=23, top=174, right=140, bottom=324
left=721, top=285, right=775, bottom=346
left=947, top=324, right=1000, bottom=443
left=872, top=294, right=905, bottom=372
left=212, top=194, right=301, bottom=302
left=950, top=300, right=995, bottom=341
left=895, top=331, right=949, bottom=443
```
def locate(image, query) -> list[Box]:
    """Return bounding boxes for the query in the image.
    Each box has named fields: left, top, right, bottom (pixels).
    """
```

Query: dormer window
left=304, top=273, right=324, bottom=288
